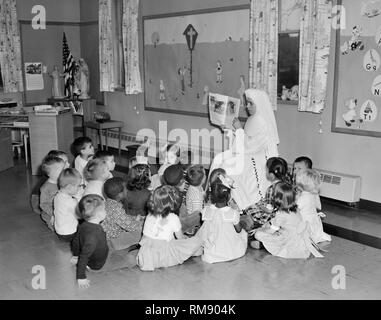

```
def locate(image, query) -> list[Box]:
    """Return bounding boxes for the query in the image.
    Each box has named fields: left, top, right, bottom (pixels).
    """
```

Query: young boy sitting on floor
left=54, top=168, right=82, bottom=242
left=39, top=155, right=66, bottom=230
left=73, top=137, right=94, bottom=179
left=71, top=194, right=136, bottom=289
left=292, top=156, right=323, bottom=214
left=102, top=177, right=143, bottom=251
left=94, top=150, right=116, bottom=179
left=83, top=158, right=110, bottom=198
left=31, top=150, right=70, bottom=214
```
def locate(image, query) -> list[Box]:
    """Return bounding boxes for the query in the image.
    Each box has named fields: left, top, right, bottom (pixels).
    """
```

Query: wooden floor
left=0, top=160, right=380, bottom=300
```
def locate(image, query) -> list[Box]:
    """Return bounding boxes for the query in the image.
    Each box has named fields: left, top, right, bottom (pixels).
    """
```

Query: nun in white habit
left=209, top=89, right=280, bottom=211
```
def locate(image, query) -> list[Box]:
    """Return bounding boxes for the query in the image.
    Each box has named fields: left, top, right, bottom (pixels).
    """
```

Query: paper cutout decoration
left=159, top=80, right=165, bottom=101
left=342, top=98, right=358, bottom=127
left=341, top=26, right=365, bottom=54
left=360, top=100, right=378, bottom=122
left=362, top=0, right=381, bottom=18
left=202, top=85, right=209, bottom=106
left=183, top=24, right=198, bottom=88
left=216, top=60, right=223, bottom=84
left=371, top=74, right=381, bottom=96
left=376, top=26, right=381, bottom=46
left=363, top=49, right=381, bottom=72
left=178, top=66, right=187, bottom=95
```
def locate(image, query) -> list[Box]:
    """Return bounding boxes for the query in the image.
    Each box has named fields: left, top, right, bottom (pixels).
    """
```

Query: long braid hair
left=266, top=157, right=290, bottom=183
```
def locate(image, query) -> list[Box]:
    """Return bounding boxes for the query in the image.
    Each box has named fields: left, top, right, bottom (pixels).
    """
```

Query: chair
left=11, top=129, right=29, bottom=163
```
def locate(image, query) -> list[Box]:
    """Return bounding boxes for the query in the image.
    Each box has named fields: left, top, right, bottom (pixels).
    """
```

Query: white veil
left=244, top=88, right=279, bottom=157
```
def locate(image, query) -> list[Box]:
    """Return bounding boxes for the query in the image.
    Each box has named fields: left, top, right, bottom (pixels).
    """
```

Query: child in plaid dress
left=245, top=157, right=290, bottom=230
left=102, top=177, right=143, bottom=251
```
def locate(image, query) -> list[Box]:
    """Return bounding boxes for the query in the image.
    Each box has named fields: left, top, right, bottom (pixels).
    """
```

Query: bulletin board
left=142, top=5, right=250, bottom=118
left=332, top=0, right=381, bottom=137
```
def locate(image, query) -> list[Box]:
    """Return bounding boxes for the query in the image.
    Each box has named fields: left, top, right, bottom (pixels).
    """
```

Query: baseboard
left=321, top=196, right=381, bottom=212
left=323, top=223, right=381, bottom=249
left=359, top=199, right=381, bottom=212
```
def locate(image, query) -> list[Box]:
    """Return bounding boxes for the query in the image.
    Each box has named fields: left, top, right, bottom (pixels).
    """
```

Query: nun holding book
left=209, top=88, right=280, bottom=212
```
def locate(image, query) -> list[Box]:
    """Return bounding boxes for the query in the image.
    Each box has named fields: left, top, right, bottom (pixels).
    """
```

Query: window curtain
left=298, top=0, right=332, bottom=113
left=0, top=0, right=23, bottom=92
left=99, top=0, right=115, bottom=92
left=248, top=0, right=278, bottom=110
left=122, top=0, right=142, bottom=94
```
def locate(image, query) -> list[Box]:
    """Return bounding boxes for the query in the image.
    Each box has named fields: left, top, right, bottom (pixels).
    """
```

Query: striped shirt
left=186, top=185, right=204, bottom=215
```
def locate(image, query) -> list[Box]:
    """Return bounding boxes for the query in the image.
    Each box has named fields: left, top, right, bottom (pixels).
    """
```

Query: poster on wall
left=25, top=62, right=44, bottom=91
left=142, top=5, right=249, bottom=117
left=332, top=0, right=381, bottom=137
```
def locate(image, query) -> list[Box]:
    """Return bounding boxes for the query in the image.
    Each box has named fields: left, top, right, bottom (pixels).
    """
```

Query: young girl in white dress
left=136, top=185, right=202, bottom=271
left=197, top=174, right=248, bottom=263
left=295, top=169, right=332, bottom=243
left=250, top=182, right=324, bottom=259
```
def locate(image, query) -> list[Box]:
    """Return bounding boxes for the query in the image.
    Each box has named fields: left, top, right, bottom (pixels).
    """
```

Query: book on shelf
left=12, top=120, right=29, bottom=127
left=34, top=105, right=71, bottom=115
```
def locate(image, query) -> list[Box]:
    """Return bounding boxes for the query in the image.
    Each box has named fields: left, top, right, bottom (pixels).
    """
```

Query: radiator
left=315, top=168, right=361, bottom=204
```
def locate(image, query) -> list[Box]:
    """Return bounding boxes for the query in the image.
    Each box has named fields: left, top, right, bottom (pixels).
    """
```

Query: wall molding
left=18, top=20, right=98, bottom=26
left=321, top=196, right=381, bottom=212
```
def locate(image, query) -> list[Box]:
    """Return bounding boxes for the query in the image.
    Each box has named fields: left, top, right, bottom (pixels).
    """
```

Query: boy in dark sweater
left=72, top=194, right=136, bottom=289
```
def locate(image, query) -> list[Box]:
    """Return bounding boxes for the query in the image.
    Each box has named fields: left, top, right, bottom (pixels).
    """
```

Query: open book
left=208, top=93, right=240, bottom=130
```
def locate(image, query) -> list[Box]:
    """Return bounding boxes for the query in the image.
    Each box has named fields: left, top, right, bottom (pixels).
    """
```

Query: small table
left=84, top=120, right=124, bottom=156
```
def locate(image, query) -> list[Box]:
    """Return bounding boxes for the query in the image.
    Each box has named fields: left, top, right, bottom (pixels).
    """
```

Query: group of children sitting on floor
left=32, top=137, right=331, bottom=288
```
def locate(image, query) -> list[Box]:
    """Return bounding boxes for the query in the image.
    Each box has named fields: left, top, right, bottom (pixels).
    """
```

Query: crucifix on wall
left=183, top=24, right=198, bottom=88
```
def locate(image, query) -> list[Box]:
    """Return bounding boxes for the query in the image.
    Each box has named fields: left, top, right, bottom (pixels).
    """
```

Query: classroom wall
left=16, top=0, right=81, bottom=22
left=82, top=0, right=381, bottom=202
left=16, top=0, right=81, bottom=105
left=79, top=0, right=102, bottom=104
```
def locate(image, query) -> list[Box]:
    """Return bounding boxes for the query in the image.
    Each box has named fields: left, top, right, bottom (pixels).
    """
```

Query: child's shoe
left=250, top=240, right=263, bottom=250
left=30, top=194, right=42, bottom=214
left=127, top=244, right=140, bottom=252
left=70, top=256, right=78, bottom=266
left=318, top=211, right=326, bottom=218
left=184, top=225, right=200, bottom=237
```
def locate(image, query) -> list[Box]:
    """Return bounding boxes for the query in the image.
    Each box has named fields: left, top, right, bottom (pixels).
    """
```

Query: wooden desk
left=84, top=120, right=123, bottom=156
left=29, top=111, right=74, bottom=175
left=47, top=98, right=97, bottom=135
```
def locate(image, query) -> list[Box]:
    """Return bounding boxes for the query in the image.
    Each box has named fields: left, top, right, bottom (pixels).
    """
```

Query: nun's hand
left=220, top=124, right=228, bottom=132
left=232, top=118, right=242, bottom=130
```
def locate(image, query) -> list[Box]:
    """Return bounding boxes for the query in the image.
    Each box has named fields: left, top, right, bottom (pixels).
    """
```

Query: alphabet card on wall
left=142, top=5, right=249, bottom=117
left=333, top=0, right=381, bottom=137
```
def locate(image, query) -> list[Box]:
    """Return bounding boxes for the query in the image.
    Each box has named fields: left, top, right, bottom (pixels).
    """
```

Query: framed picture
left=332, top=0, right=381, bottom=137
left=142, top=5, right=250, bottom=117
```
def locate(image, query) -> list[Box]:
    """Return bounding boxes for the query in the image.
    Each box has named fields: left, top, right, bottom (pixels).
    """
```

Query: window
left=111, top=0, right=125, bottom=89
left=277, top=0, right=303, bottom=101
left=277, top=31, right=299, bottom=99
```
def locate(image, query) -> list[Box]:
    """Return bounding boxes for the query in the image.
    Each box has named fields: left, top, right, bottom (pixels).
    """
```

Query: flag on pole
left=63, top=32, right=75, bottom=98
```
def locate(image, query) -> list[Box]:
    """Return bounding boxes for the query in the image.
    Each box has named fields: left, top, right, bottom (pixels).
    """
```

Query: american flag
left=63, top=33, right=75, bottom=98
